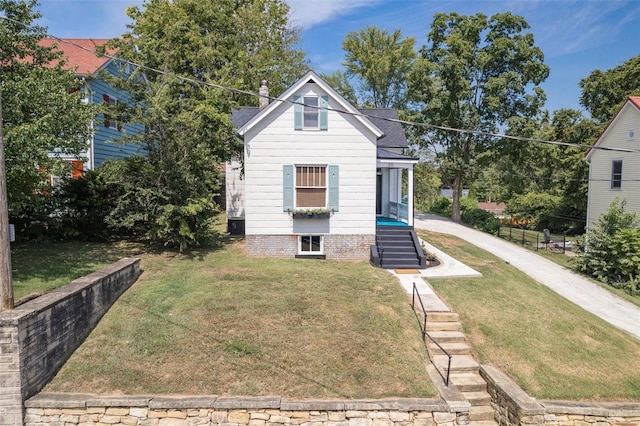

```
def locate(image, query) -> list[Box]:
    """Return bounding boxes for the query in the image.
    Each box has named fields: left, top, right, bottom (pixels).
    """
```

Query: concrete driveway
left=414, top=212, right=640, bottom=341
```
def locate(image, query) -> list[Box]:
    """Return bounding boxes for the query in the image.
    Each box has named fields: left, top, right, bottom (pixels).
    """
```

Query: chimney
left=259, top=80, right=269, bottom=110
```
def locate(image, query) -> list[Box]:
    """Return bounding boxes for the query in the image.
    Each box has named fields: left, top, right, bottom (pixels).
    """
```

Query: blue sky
left=34, top=0, right=640, bottom=116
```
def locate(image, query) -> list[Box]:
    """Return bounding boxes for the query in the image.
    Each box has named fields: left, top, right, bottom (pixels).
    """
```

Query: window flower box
left=290, top=208, right=332, bottom=219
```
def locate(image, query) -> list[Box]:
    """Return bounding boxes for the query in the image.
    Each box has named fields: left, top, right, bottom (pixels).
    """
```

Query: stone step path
left=421, top=306, right=498, bottom=426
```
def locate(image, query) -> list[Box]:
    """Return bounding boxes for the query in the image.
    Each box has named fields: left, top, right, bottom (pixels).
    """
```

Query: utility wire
left=2, top=14, right=638, bottom=154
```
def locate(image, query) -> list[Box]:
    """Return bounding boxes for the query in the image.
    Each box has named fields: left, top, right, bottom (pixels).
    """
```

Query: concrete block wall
left=0, top=257, right=141, bottom=426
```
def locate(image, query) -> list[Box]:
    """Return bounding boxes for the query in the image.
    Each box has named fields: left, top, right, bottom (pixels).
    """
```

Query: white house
left=585, top=96, right=640, bottom=228
left=226, top=71, right=425, bottom=267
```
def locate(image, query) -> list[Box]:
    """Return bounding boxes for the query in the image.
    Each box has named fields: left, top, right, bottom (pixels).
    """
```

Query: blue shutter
left=319, top=95, right=328, bottom=130
left=328, top=165, right=339, bottom=212
left=283, top=165, right=294, bottom=211
left=293, top=95, right=303, bottom=130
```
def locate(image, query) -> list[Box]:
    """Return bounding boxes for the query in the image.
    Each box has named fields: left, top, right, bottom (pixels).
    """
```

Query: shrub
left=507, top=192, right=561, bottom=231
left=574, top=199, right=640, bottom=294
left=428, top=196, right=452, bottom=217
left=461, top=207, right=501, bottom=235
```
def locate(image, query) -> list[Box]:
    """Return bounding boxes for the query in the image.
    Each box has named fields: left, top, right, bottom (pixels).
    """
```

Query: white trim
left=298, top=235, right=324, bottom=255
left=585, top=99, right=640, bottom=162
left=237, top=71, right=383, bottom=139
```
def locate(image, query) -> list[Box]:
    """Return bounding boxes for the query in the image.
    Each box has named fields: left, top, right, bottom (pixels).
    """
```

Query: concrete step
left=427, top=330, right=467, bottom=343
left=426, top=321, right=462, bottom=332
left=464, top=390, right=492, bottom=406
left=428, top=341, right=471, bottom=355
left=426, top=312, right=460, bottom=322
left=433, top=354, right=479, bottom=373
left=470, top=406, right=495, bottom=422
left=449, top=372, right=487, bottom=392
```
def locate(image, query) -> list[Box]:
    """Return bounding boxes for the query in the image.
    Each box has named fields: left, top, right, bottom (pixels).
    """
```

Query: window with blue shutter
left=283, top=165, right=294, bottom=211
left=293, top=95, right=303, bottom=130
left=293, top=95, right=328, bottom=130
left=319, top=95, right=328, bottom=130
left=328, top=165, right=339, bottom=211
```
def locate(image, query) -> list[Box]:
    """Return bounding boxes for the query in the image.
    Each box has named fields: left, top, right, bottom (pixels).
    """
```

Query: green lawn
left=45, top=240, right=436, bottom=398
left=11, top=241, right=144, bottom=302
left=420, top=230, right=640, bottom=401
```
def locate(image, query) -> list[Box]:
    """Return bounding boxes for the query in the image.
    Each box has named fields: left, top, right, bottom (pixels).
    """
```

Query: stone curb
left=541, top=400, right=640, bottom=417
left=26, top=393, right=448, bottom=413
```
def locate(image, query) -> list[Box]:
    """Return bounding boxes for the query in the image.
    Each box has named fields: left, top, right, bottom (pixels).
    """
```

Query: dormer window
left=303, top=96, right=319, bottom=129
left=294, top=94, right=328, bottom=131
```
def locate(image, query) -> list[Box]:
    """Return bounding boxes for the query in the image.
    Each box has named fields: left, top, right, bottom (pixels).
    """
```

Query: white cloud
left=286, top=0, right=382, bottom=29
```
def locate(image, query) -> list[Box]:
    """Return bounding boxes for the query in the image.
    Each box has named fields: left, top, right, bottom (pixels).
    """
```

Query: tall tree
left=342, top=26, right=416, bottom=108
left=99, top=0, right=308, bottom=249
left=0, top=0, right=96, bottom=213
left=320, top=70, right=358, bottom=106
left=580, top=54, right=640, bottom=123
left=408, top=12, right=549, bottom=222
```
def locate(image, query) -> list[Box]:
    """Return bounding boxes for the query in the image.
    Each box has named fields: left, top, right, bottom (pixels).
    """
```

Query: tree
left=580, top=54, right=640, bottom=123
left=342, top=26, right=416, bottom=108
left=320, top=70, right=358, bottom=106
left=408, top=12, right=549, bottom=223
left=98, top=0, right=308, bottom=250
left=0, top=0, right=96, bottom=214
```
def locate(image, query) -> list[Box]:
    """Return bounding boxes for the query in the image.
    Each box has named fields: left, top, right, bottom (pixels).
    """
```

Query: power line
left=2, top=14, right=639, bottom=154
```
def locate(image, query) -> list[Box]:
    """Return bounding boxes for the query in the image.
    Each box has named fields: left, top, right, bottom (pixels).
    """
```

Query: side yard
left=43, top=240, right=436, bottom=398
left=419, top=230, right=640, bottom=401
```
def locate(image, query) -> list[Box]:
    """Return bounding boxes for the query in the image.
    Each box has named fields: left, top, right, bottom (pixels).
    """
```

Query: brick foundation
left=245, top=234, right=374, bottom=260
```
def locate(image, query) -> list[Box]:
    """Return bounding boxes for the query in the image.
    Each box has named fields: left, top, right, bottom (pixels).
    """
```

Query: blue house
left=40, top=38, right=144, bottom=179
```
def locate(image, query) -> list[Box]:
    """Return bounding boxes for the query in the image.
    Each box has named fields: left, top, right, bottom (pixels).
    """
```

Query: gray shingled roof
left=376, top=148, right=417, bottom=161
left=231, top=106, right=408, bottom=149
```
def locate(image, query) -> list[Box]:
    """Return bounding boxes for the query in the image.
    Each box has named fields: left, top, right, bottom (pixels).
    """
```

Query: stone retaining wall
left=0, top=258, right=141, bottom=426
left=480, top=365, right=640, bottom=426
left=24, top=394, right=464, bottom=426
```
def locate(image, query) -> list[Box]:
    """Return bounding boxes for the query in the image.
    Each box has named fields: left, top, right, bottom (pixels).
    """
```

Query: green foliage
left=575, top=200, right=640, bottom=295
left=91, top=0, right=307, bottom=250
left=461, top=207, right=501, bottom=235
left=413, top=161, right=442, bottom=211
left=342, top=26, right=416, bottom=108
left=507, top=192, right=561, bottom=230
left=428, top=196, right=452, bottom=217
left=1, top=0, right=97, bottom=214
left=408, top=12, right=549, bottom=223
left=580, top=54, right=640, bottom=123
left=99, top=157, right=220, bottom=251
left=320, top=70, right=358, bottom=106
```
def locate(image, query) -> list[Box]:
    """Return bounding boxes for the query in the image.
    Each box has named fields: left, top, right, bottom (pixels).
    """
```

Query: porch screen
left=296, top=166, right=326, bottom=207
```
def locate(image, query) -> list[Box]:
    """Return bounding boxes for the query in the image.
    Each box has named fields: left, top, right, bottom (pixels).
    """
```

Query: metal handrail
left=412, top=282, right=452, bottom=386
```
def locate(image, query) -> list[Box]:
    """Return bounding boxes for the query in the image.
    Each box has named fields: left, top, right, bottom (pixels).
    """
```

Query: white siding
left=226, top=158, right=244, bottom=218
left=244, top=83, right=377, bottom=236
left=587, top=103, right=640, bottom=228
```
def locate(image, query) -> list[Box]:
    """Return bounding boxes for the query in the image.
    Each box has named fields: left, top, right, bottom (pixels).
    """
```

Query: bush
left=461, top=207, right=501, bottom=235
left=428, top=196, right=452, bottom=217
left=574, top=199, right=640, bottom=294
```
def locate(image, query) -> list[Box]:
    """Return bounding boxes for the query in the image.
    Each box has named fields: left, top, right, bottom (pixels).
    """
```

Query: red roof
left=38, top=38, right=118, bottom=75
left=630, top=96, right=640, bottom=109
left=478, top=202, right=506, bottom=214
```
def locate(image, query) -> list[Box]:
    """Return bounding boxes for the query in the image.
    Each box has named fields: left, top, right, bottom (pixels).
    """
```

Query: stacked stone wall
left=480, top=365, right=640, bottom=426
left=24, top=394, right=462, bottom=426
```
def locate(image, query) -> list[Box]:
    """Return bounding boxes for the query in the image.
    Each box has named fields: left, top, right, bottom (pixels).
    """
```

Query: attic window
left=303, top=96, right=319, bottom=129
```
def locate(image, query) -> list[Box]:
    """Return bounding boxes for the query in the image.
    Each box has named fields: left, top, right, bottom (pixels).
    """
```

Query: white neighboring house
left=226, top=71, right=423, bottom=265
left=585, top=96, right=640, bottom=228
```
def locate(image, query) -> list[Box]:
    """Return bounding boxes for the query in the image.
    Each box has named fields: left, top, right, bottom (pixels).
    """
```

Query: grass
left=45, top=240, right=436, bottom=398
left=419, top=230, right=640, bottom=401
left=11, top=240, right=144, bottom=302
